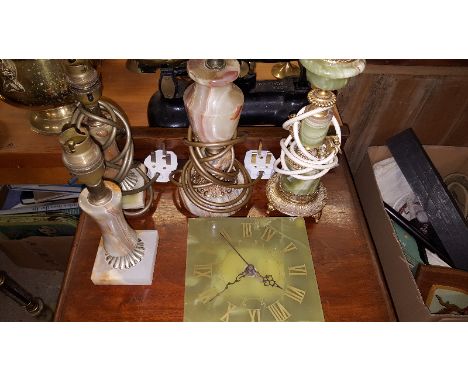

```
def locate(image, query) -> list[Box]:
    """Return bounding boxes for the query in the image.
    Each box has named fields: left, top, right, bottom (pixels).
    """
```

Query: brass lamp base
left=179, top=170, right=248, bottom=217
left=271, top=62, right=300, bottom=80
left=30, top=104, right=76, bottom=135
left=266, top=173, right=327, bottom=222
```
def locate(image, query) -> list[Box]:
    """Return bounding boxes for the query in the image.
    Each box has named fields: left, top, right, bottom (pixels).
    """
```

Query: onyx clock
left=184, top=217, right=324, bottom=322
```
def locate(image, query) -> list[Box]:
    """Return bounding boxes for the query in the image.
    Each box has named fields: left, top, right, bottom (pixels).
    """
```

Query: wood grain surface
left=339, top=63, right=468, bottom=173
left=54, top=152, right=395, bottom=322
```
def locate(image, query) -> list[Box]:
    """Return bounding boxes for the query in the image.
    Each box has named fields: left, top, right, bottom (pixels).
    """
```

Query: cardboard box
left=0, top=235, right=73, bottom=272
left=354, top=145, right=468, bottom=321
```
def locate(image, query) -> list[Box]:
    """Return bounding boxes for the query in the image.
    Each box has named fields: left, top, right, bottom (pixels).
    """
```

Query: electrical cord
left=273, top=105, right=341, bottom=180
left=170, top=127, right=262, bottom=214
left=71, top=99, right=158, bottom=217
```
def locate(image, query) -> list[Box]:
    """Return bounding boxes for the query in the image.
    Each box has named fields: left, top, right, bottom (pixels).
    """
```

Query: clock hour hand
left=208, top=269, right=247, bottom=303
left=254, top=270, right=283, bottom=290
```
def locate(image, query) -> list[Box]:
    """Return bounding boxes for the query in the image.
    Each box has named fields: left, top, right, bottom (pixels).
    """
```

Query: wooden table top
left=55, top=154, right=395, bottom=322
left=0, top=59, right=395, bottom=321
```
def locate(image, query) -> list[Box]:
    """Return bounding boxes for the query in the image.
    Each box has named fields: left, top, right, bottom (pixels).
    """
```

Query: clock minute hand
left=219, top=232, right=249, bottom=266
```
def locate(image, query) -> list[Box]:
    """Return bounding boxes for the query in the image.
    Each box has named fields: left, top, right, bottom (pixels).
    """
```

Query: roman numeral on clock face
left=242, top=223, right=252, bottom=238
left=267, top=300, right=291, bottom=322
left=284, top=285, right=306, bottom=304
left=282, top=242, right=297, bottom=254
left=220, top=302, right=237, bottom=322
left=288, top=264, right=307, bottom=276
left=248, top=309, right=261, bottom=322
left=261, top=226, right=276, bottom=242
left=193, top=264, right=212, bottom=278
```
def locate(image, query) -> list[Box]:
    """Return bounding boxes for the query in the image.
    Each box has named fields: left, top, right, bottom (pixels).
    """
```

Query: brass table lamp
left=59, top=126, right=158, bottom=284
left=57, top=60, right=159, bottom=284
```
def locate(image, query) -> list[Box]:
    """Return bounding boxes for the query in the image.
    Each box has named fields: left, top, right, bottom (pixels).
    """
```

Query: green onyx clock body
left=184, top=217, right=324, bottom=322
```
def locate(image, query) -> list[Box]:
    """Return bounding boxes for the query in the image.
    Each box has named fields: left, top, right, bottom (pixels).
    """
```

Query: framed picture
left=416, top=265, right=468, bottom=315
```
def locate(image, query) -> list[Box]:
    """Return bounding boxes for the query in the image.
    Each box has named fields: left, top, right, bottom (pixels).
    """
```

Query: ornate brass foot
left=265, top=173, right=327, bottom=219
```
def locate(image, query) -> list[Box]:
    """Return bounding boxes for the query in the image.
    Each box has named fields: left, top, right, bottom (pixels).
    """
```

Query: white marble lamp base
left=91, top=230, right=159, bottom=285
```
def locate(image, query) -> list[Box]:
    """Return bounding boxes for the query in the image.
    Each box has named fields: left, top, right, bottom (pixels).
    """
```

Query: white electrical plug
left=144, top=148, right=178, bottom=182
left=244, top=150, right=276, bottom=180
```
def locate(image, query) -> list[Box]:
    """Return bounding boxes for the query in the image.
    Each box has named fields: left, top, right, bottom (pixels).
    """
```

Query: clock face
left=184, top=217, right=324, bottom=322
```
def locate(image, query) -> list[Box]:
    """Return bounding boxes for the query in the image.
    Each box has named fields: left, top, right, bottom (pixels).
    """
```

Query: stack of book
left=0, top=184, right=82, bottom=270
left=0, top=184, right=82, bottom=216
left=0, top=183, right=82, bottom=239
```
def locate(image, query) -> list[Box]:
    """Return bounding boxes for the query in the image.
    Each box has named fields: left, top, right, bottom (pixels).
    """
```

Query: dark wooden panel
left=340, top=69, right=468, bottom=174
left=340, top=74, right=398, bottom=174
left=367, top=60, right=468, bottom=67
left=441, top=92, right=468, bottom=147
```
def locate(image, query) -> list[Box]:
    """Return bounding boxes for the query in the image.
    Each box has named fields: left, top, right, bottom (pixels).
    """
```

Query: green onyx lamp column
left=279, top=89, right=336, bottom=196
left=266, top=59, right=365, bottom=221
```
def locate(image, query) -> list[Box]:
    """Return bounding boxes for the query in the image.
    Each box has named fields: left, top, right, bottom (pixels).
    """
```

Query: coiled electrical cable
left=274, top=105, right=341, bottom=180
left=70, top=99, right=158, bottom=217
left=170, top=127, right=262, bottom=214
